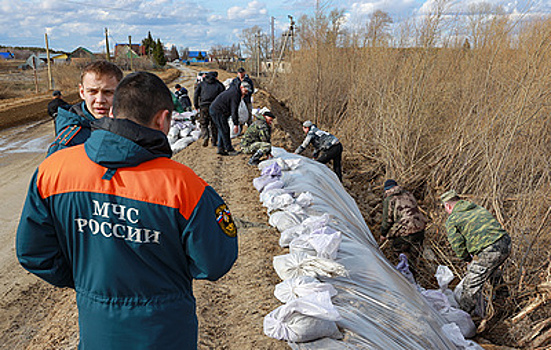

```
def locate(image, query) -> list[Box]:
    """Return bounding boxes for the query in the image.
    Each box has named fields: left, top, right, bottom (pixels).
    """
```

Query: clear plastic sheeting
left=260, top=147, right=460, bottom=349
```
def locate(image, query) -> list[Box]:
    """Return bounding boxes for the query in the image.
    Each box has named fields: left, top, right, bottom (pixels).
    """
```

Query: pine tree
left=153, top=38, right=167, bottom=66
left=142, top=31, right=154, bottom=57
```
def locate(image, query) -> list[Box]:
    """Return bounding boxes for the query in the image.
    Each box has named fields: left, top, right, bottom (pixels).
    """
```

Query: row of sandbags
left=254, top=148, right=482, bottom=350
left=168, top=111, right=200, bottom=153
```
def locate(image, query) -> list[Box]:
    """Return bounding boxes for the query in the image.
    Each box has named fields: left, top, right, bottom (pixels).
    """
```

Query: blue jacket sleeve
left=183, top=186, right=238, bottom=281
left=16, top=170, right=74, bottom=288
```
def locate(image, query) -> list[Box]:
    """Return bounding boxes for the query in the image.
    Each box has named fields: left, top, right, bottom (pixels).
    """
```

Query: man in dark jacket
left=295, top=120, right=343, bottom=181
left=47, top=90, right=70, bottom=119
left=48, top=61, right=123, bottom=156
left=241, top=108, right=275, bottom=165
left=194, top=72, right=225, bottom=147
left=210, top=81, right=251, bottom=156
left=174, top=84, right=192, bottom=111
left=17, top=71, right=238, bottom=350
left=231, top=67, right=254, bottom=125
left=380, top=179, right=427, bottom=272
left=441, top=190, right=511, bottom=314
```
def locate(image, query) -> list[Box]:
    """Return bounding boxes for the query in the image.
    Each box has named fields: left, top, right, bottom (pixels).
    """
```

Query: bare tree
left=179, top=47, right=189, bottom=61
left=364, top=10, right=393, bottom=47
left=167, top=45, right=179, bottom=62
left=209, top=44, right=239, bottom=69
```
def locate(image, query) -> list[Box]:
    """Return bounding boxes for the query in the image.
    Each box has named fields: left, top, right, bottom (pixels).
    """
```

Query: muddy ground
left=0, top=67, right=515, bottom=349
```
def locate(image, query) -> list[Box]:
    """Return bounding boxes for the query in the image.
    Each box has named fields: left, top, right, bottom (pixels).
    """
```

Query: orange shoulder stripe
left=38, top=145, right=208, bottom=220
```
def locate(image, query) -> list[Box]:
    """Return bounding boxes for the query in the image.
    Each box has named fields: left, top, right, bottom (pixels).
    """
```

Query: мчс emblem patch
left=215, top=204, right=237, bottom=237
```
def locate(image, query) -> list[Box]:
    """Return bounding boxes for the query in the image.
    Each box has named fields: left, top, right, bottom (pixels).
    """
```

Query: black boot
left=248, top=150, right=264, bottom=166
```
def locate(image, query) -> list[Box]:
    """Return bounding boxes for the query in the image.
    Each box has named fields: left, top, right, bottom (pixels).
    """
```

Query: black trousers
left=209, top=107, right=235, bottom=153
left=317, top=143, right=343, bottom=181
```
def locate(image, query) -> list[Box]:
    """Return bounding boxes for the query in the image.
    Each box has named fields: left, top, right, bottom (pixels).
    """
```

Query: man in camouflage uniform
left=441, top=190, right=511, bottom=314
left=380, top=180, right=427, bottom=272
left=240, top=107, right=275, bottom=165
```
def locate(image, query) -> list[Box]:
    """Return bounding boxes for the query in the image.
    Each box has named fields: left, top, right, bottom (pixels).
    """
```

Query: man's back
left=382, top=186, right=427, bottom=238
left=17, top=117, right=238, bottom=349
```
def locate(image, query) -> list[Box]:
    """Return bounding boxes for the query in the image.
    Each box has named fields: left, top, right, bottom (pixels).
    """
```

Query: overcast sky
left=0, top=0, right=547, bottom=53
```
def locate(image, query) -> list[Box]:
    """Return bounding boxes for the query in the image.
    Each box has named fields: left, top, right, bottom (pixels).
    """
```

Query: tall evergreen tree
left=142, top=31, right=155, bottom=57
left=153, top=38, right=167, bottom=66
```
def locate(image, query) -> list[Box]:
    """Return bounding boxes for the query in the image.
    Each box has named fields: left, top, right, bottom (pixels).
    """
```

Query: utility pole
left=255, top=33, right=261, bottom=78
left=105, top=28, right=111, bottom=62
left=44, top=33, right=53, bottom=90
left=288, top=15, right=295, bottom=51
left=128, top=35, right=133, bottom=71
left=271, top=16, right=275, bottom=62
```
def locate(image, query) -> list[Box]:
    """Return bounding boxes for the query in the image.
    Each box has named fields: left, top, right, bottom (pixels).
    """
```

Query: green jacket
left=445, top=200, right=508, bottom=261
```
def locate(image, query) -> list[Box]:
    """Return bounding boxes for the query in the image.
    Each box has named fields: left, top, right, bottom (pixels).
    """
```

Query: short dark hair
left=175, top=84, right=181, bottom=89
left=112, top=72, right=173, bottom=125
left=237, top=67, right=245, bottom=73
left=81, top=61, right=123, bottom=83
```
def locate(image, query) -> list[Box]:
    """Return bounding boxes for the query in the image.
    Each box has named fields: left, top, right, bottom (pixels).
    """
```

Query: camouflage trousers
left=390, top=230, right=425, bottom=277
left=455, top=234, right=511, bottom=314
left=241, top=141, right=271, bottom=155
left=198, top=106, right=217, bottom=144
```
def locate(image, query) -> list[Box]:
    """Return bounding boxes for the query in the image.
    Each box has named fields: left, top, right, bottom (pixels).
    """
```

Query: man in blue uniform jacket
left=48, top=60, right=123, bottom=156
left=17, top=71, right=238, bottom=350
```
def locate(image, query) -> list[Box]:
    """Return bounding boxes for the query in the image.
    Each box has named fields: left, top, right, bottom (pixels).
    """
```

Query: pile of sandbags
left=254, top=148, right=477, bottom=349
left=168, top=111, right=200, bottom=153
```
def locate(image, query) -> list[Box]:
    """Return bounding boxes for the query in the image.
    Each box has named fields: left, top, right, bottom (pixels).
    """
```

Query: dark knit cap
left=384, top=179, right=398, bottom=191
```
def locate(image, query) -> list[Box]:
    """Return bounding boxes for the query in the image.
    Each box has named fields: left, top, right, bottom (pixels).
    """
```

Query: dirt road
left=0, top=67, right=290, bottom=349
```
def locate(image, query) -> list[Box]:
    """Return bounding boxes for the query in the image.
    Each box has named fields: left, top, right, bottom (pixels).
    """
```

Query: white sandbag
left=274, top=276, right=338, bottom=303
left=421, top=290, right=476, bottom=339
left=436, top=265, right=455, bottom=290
left=441, top=324, right=484, bottom=349
left=260, top=189, right=294, bottom=205
left=263, top=180, right=285, bottom=192
left=289, top=236, right=318, bottom=257
left=281, top=204, right=305, bottom=215
left=238, top=100, right=249, bottom=124
left=280, top=225, right=311, bottom=248
left=167, top=127, right=179, bottom=144
left=278, top=214, right=333, bottom=248
left=264, top=292, right=343, bottom=343
left=253, top=175, right=279, bottom=192
left=262, top=192, right=295, bottom=211
left=269, top=211, right=307, bottom=232
left=171, top=136, right=195, bottom=153
left=179, top=126, right=193, bottom=138
left=296, top=192, right=314, bottom=208
left=273, top=252, right=348, bottom=280
left=308, top=231, right=342, bottom=260
left=290, top=231, right=342, bottom=260
left=261, top=162, right=283, bottom=177
left=258, top=156, right=302, bottom=172
left=190, top=129, right=201, bottom=140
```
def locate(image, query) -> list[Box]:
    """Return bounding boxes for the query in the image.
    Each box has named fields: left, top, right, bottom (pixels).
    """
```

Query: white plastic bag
left=278, top=215, right=332, bottom=248
left=296, top=192, right=314, bottom=208
left=289, top=231, right=342, bottom=260
left=269, top=211, right=307, bottom=232
left=441, top=323, right=483, bottom=349
left=263, top=292, right=342, bottom=343
left=274, top=276, right=338, bottom=303
left=238, top=100, right=249, bottom=124
left=273, top=252, right=348, bottom=280
left=436, top=265, right=455, bottom=290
